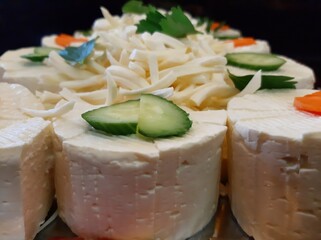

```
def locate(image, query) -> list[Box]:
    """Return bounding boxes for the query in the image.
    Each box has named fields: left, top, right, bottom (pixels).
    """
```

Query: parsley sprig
left=122, top=0, right=154, bottom=14
left=228, top=70, right=297, bottom=91
left=136, top=6, right=199, bottom=38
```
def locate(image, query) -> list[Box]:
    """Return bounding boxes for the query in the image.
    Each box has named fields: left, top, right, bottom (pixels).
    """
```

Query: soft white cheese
left=227, top=56, right=315, bottom=89
left=227, top=89, right=321, bottom=240
left=0, top=118, right=54, bottom=240
left=214, top=29, right=241, bottom=39
left=0, top=83, right=44, bottom=128
left=0, top=83, right=55, bottom=240
left=231, top=40, right=271, bottom=53
left=53, top=102, right=227, bottom=240
left=0, top=48, right=63, bottom=93
left=41, top=35, right=62, bottom=49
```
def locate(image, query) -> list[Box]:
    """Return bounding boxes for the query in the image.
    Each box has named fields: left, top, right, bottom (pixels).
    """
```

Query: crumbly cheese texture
left=0, top=119, right=54, bottom=240
left=0, top=48, right=63, bottom=93
left=227, top=89, right=321, bottom=240
left=0, top=83, right=54, bottom=240
left=227, top=56, right=315, bottom=89
left=53, top=102, right=227, bottom=240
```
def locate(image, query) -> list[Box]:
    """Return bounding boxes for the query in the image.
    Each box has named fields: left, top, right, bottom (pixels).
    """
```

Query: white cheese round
left=0, top=48, right=64, bottom=93
left=0, top=82, right=44, bottom=128
left=41, top=34, right=63, bottom=49
left=53, top=102, right=227, bottom=239
left=215, top=29, right=242, bottom=39
left=0, top=83, right=54, bottom=240
left=231, top=40, right=271, bottom=53
left=227, top=89, right=321, bottom=240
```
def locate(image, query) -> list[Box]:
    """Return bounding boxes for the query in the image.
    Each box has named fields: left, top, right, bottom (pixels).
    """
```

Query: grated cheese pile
left=41, top=7, right=242, bottom=110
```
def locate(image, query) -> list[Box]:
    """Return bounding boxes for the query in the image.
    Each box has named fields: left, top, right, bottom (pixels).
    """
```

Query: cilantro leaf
left=122, top=0, right=151, bottom=14
left=160, top=7, right=199, bottom=38
left=59, top=38, right=96, bottom=65
left=136, top=6, right=199, bottom=38
left=228, top=70, right=297, bottom=91
left=136, top=9, right=165, bottom=34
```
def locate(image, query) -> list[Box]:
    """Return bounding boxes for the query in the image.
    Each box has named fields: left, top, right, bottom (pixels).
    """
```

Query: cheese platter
left=0, top=1, right=320, bottom=240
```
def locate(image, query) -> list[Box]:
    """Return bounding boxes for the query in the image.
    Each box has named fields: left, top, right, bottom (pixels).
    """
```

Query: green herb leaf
left=59, top=38, right=96, bottom=65
left=122, top=0, right=151, bottom=14
left=136, top=9, right=165, bottom=34
left=160, top=7, right=199, bottom=38
left=228, top=70, right=297, bottom=91
left=136, top=6, right=199, bottom=38
left=21, top=47, right=59, bottom=62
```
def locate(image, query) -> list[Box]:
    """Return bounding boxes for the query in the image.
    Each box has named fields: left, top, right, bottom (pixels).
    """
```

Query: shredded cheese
left=36, top=91, right=63, bottom=104
left=60, top=75, right=105, bottom=90
left=21, top=100, right=75, bottom=118
left=43, top=6, right=240, bottom=110
left=236, top=70, right=262, bottom=97
left=37, top=210, right=58, bottom=233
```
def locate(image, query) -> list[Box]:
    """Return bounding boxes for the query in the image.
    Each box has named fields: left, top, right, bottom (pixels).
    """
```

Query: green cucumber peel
left=228, top=70, right=297, bottom=91
left=82, top=94, right=192, bottom=138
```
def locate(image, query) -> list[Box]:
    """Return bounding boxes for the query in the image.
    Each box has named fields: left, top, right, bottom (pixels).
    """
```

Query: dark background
left=0, top=0, right=320, bottom=87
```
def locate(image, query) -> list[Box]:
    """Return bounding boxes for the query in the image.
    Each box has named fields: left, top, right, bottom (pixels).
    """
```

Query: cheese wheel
left=0, top=83, right=44, bottom=128
left=0, top=48, right=63, bottom=93
left=227, top=89, right=321, bottom=240
left=53, top=102, right=227, bottom=240
left=0, top=83, right=54, bottom=240
left=230, top=40, right=271, bottom=53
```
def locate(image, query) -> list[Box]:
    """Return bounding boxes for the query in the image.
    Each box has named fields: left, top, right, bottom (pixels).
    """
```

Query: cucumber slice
left=226, top=52, right=286, bottom=71
left=81, top=100, right=140, bottom=135
left=137, top=94, right=192, bottom=138
left=21, top=47, right=59, bottom=62
left=82, top=95, right=192, bottom=138
left=21, top=53, right=49, bottom=62
left=34, top=47, right=59, bottom=55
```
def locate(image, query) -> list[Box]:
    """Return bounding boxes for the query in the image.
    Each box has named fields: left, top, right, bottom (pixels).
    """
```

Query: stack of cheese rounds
left=0, top=1, right=320, bottom=240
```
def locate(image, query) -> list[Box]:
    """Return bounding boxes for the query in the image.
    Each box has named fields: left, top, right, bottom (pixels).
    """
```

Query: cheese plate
left=35, top=197, right=250, bottom=240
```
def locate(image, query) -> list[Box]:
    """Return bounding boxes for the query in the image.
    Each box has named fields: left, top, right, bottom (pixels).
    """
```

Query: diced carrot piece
left=229, top=37, right=256, bottom=47
left=210, top=22, right=230, bottom=31
left=294, top=92, right=321, bottom=115
left=301, top=91, right=321, bottom=98
left=55, top=34, right=87, bottom=47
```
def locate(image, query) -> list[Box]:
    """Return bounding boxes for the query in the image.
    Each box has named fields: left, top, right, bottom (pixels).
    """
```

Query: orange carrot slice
left=55, top=33, right=87, bottom=47
left=294, top=91, right=321, bottom=115
left=210, top=22, right=230, bottom=31
left=228, top=37, right=256, bottom=47
left=301, top=91, right=321, bottom=98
